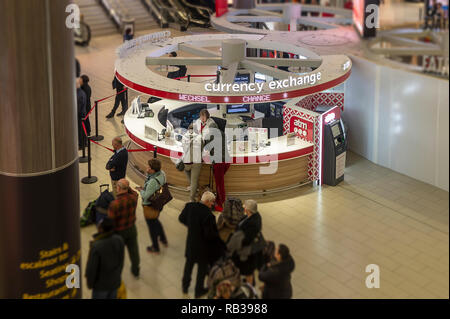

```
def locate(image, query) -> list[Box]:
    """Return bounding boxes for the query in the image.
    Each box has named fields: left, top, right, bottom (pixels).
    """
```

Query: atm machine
left=322, top=119, right=347, bottom=186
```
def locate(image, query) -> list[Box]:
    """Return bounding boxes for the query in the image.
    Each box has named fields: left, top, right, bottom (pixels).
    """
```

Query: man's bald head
left=116, top=178, right=130, bottom=195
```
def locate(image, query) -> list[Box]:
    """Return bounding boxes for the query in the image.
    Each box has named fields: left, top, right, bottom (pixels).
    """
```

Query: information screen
left=227, top=104, right=250, bottom=114
left=255, top=72, right=266, bottom=83
left=234, top=73, right=250, bottom=84
left=331, top=123, right=341, bottom=137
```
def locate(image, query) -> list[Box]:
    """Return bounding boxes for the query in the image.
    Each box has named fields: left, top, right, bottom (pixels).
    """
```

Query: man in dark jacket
left=258, top=244, right=295, bottom=299
left=80, top=75, right=92, bottom=136
left=106, top=76, right=127, bottom=118
left=179, top=191, right=225, bottom=298
left=85, top=217, right=125, bottom=299
left=76, top=78, right=87, bottom=150
left=106, top=137, right=128, bottom=197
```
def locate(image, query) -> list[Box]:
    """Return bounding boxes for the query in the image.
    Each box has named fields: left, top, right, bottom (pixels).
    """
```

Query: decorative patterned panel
left=310, top=92, right=345, bottom=111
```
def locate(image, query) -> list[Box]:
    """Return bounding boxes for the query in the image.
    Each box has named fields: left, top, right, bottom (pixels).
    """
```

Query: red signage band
left=115, top=70, right=351, bottom=104
left=125, top=127, right=314, bottom=164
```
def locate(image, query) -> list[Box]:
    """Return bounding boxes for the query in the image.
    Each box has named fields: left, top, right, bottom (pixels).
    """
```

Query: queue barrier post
left=91, top=101, right=104, bottom=142
left=79, top=129, right=88, bottom=163
left=81, top=137, right=98, bottom=184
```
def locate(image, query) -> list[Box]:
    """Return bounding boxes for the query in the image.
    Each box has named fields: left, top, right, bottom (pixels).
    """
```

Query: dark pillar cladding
left=0, top=0, right=81, bottom=298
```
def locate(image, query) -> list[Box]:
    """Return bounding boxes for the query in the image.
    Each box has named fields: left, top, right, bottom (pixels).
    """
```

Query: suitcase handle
left=100, top=184, right=110, bottom=193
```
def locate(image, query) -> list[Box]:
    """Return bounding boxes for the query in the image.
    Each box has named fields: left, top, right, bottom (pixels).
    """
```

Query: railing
left=99, top=0, right=132, bottom=31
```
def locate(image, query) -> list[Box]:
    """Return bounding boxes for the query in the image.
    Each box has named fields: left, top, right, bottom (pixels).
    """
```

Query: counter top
left=124, top=100, right=314, bottom=164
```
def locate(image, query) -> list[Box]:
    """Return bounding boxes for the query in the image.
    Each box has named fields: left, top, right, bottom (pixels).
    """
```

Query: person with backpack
left=179, top=191, right=225, bottom=298
left=85, top=217, right=125, bottom=299
left=210, top=277, right=259, bottom=299
left=227, top=199, right=263, bottom=286
left=217, top=197, right=245, bottom=243
left=258, top=244, right=295, bottom=299
left=136, top=158, right=168, bottom=255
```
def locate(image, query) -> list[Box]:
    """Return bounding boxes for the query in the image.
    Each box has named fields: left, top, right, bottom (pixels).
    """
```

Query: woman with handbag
left=136, top=159, right=168, bottom=254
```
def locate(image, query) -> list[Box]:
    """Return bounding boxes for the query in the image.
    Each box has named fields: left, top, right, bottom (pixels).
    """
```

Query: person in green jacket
left=136, top=158, right=168, bottom=254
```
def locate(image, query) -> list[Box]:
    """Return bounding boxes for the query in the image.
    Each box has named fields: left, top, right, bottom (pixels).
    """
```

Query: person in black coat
left=232, top=199, right=263, bottom=286
left=258, top=243, right=295, bottom=299
left=75, top=58, right=81, bottom=77
left=179, top=191, right=225, bottom=298
left=105, top=137, right=128, bottom=197
left=76, top=78, right=87, bottom=150
left=106, top=76, right=127, bottom=118
left=80, top=75, right=92, bottom=136
left=85, top=217, right=125, bottom=299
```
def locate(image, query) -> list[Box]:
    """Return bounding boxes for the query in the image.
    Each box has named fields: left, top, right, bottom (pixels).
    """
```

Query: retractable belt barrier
left=81, top=87, right=152, bottom=153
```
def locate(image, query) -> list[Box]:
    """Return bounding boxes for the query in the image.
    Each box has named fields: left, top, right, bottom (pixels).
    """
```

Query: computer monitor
left=255, top=72, right=266, bottom=83
left=234, top=73, right=250, bottom=84
left=226, top=104, right=250, bottom=114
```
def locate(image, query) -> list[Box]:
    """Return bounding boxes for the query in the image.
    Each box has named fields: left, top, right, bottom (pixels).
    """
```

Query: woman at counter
left=137, top=159, right=168, bottom=254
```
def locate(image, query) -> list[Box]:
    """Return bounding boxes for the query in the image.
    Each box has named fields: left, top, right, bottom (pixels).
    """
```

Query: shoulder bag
left=148, top=177, right=173, bottom=212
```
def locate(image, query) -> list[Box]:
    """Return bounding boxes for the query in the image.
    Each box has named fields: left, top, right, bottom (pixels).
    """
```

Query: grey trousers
left=184, top=163, right=202, bottom=202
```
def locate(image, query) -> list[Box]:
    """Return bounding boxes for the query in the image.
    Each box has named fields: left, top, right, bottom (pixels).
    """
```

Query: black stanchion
left=79, top=129, right=88, bottom=163
left=187, top=75, right=191, bottom=82
left=81, top=137, right=98, bottom=184
left=91, top=101, right=104, bottom=142
left=153, top=146, right=158, bottom=158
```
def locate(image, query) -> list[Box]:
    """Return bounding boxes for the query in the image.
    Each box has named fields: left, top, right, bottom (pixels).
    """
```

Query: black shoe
left=116, top=112, right=125, bottom=116
left=194, top=287, right=209, bottom=299
left=147, top=246, right=160, bottom=254
left=106, top=113, right=114, bottom=119
left=131, top=267, right=139, bottom=278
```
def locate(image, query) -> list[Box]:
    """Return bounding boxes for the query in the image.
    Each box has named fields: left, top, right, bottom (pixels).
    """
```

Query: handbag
left=251, top=232, right=266, bottom=254
left=117, top=281, right=127, bottom=299
left=143, top=205, right=160, bottom=220
left=148, top=177, right=173, bottom=211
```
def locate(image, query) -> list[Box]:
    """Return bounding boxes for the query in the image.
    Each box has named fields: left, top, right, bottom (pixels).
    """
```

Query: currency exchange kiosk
left=323, top=119, right=347, bottom=186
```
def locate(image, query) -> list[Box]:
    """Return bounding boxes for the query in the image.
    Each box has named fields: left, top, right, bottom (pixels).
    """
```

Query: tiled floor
left=75, top=26, right=448, bottom=299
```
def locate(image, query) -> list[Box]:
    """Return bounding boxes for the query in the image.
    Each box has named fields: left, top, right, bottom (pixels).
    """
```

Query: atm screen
left=331, top=123, right=341, bottom=137
left=227, top=104, right=250, bottom=114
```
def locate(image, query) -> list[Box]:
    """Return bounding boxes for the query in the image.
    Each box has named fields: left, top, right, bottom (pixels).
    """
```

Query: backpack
left=236, top=282, right=259, bottom=299
left=222, top=198, right=245, bottom=226
left=207, top=257, right=241, bottom=298
left=80, top=200, right=96, bottom=227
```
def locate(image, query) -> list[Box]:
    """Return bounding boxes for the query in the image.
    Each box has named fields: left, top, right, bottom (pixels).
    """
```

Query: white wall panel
left=344, top=56, right=449, bottom=191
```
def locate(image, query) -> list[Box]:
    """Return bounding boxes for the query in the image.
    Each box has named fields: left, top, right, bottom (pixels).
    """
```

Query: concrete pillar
left=283, top=4, right=302, bottom=32
left=222, top=39, right=247, bottom=66
left=0, top=0, right=81, bottom=299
